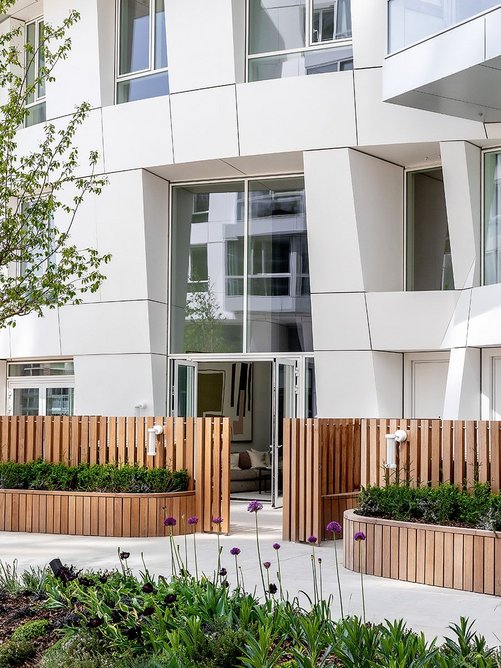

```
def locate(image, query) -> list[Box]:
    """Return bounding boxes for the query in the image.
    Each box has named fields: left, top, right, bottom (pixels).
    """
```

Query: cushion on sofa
left=239, top=451, right=252, bottom=469
left=248, top=448, right=267, bottom=468
left=230, top=453, right=240, bottom=469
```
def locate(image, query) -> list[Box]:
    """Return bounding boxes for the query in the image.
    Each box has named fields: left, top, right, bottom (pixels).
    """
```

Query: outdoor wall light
left=147, top=424, right=164, bottom=456
left=385, top=430, right=407, bottom=469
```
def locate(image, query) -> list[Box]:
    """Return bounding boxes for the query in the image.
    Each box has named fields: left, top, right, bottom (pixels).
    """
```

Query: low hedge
left=0, top=460, right=189, bottom=494
left=356, top=482, right=501, bottom=531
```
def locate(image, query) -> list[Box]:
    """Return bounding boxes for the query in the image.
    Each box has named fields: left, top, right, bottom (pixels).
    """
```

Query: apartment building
left=4, top=1, right=501, bottom=483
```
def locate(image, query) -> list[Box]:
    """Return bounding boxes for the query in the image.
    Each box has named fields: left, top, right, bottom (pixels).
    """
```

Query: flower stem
left=333, top=534, right=344, bottom=618
left=234, top=555, right=240, bottom=589
left=360, top=541, right=366, bottom=624
left=193, top=531, right=199, bottom=580
left=276, top=552, right=284, bottom=601
left=255, top=513, right=267, bottom=599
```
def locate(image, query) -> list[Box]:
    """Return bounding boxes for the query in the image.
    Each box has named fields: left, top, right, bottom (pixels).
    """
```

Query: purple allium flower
left=87, top=617, right=103, bottom=628
left=247, top=500, right=263, bottom=513
left=263, top=561, right=271, bottom=569
left=164, top=593, right=177, bottom=605
left=119, top=551, right=130, bottom=560
left=219, top=568, right=227, bottom=577
left=142, top=606, right=155, bottom=616
left=164, top=516, right=176, bottom=527
left=212, top=516, right=223, bottom=525
left=142, top=582, right=155, bottom=594
left=326, top=521, right=342, bottom=535
left=230, top=547, right=241, bottom=556
left=307, top=536, right=317, bottom=544
left=354, top=531, right=366, bottom=542
left=187, top=516, right=198, bottom=526
left=268, top=583, right=278, bottom=595
left=272, top=543, right=281, bottom=551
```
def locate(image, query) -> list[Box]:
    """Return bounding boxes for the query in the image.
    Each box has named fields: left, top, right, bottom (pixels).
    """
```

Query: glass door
left=273, top=358, right=297, bottom=508
left=173, top=360, right=198, bottom=417
left=8, top=382, right=74, bottom=416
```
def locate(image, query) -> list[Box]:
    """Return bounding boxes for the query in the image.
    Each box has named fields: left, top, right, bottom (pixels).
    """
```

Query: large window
left=248, top=0, right=352, bottom=81
left=406, top=167, right=454, bottom=291
left=25, top=17, right=46, bottom=127
left=7, top=361, right=75, bottom=416
left=171, top=178, right=313, bottom=354
left=116, top=0, right=168, bottom=104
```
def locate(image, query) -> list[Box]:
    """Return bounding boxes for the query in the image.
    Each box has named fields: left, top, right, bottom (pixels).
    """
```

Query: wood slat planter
left=0, top=489, right=196, bottom=538
left=343, top=510, right=501, bottom=596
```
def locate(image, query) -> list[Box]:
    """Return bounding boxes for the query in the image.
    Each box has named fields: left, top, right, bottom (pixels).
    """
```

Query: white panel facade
left=4, top=0, right=501, bottom=424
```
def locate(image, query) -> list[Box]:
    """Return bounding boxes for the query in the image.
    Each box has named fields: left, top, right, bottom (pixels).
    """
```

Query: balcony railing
left=388, top=0, right=501, bottom=53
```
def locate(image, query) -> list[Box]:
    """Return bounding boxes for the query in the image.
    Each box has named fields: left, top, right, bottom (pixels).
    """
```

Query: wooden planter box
left=343, top=509, right=501, bottom=596
left=0, top=489, right=196, bottom=537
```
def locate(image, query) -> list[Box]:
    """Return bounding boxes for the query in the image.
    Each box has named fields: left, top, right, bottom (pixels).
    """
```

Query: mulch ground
left=0, top=592, right=71, bottom=666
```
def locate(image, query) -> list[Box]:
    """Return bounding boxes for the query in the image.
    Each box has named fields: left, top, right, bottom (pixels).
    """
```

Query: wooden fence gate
left=0, top=415, right=231, bottom=535
left=283, top=419, right=361, bottom=543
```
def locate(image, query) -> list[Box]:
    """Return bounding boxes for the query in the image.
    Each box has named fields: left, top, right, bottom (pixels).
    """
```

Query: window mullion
left=149, top=0, right=154, bottom=73
left=306, top=0, right=312, bottom=48
left=243, top=179, right=249, bottom=354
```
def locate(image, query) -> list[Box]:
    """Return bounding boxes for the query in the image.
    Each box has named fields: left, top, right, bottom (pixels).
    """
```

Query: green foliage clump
left=0, top=639, right=35, bottom=668
left=11, top=619, right=50, bottom=642
left=40, top=633, right=128, bottom=668
left=357, top=482, right=501, bottom=530
left=0, top=460, right=189, bottom=494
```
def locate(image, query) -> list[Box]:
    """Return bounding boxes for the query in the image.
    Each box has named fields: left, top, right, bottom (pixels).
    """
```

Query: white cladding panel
left=10, top=310, right=61, bottom=358
left=237, top=73, right=357, bottom=155
left=165, top=0, right=237, bottom=93
left=311, top=293, right=370, bottom=351
left=170, top=86, right=239, bottom=163
left=74, top=354, right=157, bottom=416
left=351, top=0, right=386, bottom=69
left=304, top=149, right=364, bottom=293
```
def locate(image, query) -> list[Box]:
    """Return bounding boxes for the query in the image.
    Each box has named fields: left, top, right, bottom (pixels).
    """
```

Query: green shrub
left=357, top=482, right=501, bottom=530
left=0, top=460, right=189, bottom=494
left=0, top=639, right=35, bottom=668
left=11, top=619, right=50, bottom=642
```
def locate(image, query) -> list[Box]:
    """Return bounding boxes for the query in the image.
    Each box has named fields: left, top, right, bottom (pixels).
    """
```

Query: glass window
left=8, top=360, right=75, bottom=416
left=406, top=167, right=454, bottom=291
left=171, top=183, right=245, bottom=354
left=248, top=0, right=352, bottom=82
left=117, top=0, right=169, bottom=104
left=25, top=18, right=46, bottom=127
left=171, top=178, right=313, bottom=354
left=484, top=152, right=501, bottom=285
left=388, top=0, right=500, bottom=53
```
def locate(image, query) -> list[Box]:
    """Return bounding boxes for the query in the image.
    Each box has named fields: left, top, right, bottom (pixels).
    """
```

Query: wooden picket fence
left=0, top=416, right=230, bottom=535
left=283, top=417, right=501, bottom=544
left=360, top=418, right=501, bottom=491
left=283, top=419, right=361, bottom=544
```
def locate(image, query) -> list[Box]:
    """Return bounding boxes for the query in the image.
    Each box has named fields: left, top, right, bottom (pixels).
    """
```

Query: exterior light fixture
left=385, top=430, right=407, bottom=469
left=147, top=424, right=164, bottom=455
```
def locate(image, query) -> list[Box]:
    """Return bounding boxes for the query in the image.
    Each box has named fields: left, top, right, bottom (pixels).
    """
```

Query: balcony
left=383, top=1, right=501, bottom=122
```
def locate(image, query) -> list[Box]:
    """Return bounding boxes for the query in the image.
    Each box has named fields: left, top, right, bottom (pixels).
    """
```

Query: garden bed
left=0, top=489, right=196, bottom=537
left=344, top=509, right=501, bottom=596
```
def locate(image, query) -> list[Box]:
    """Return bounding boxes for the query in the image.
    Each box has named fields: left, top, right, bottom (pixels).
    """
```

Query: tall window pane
left=249, top=0, right=306, bottom=55
left=154, top=0, right=167, bottom=69
left=119, top=0, right=150, bottom=75
left=406, top=168, right=454, bottom=291
left=171, top=184, right=245, bottom=353
left=312, top=1, right=335, bottom=43
left=247, top=178, right=313, bottom=352
left=484, top=152, right=501, bottom=286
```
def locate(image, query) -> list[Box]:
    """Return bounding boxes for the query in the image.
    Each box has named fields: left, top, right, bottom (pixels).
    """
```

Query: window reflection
left=484, top=152, right=501, bottom=285
left=171, top=178, right=313, bottom=354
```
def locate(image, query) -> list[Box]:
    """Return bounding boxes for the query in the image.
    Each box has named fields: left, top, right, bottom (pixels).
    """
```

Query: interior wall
left=197, top=361, right=272, bottom=453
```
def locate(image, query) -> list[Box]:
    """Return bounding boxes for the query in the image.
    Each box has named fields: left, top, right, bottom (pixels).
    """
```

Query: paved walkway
left=1, top=501, right=500, bottom=645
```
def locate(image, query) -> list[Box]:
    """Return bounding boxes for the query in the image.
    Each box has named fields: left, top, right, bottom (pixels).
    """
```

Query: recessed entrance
left=172, top=357, right=315, bottom=508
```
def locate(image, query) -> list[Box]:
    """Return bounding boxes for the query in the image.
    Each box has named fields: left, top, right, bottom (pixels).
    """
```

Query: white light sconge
left=147, top=424, right=164, bottom=456
left=134, top=402, right=146, bottom=418
left=385, top=430, right=407, bottom=469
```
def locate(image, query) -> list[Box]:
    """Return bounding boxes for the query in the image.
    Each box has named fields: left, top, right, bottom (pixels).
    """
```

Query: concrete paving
left=1, top=500, right=500, bottom=646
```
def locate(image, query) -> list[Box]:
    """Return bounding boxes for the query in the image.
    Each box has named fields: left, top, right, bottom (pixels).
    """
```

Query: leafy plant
left=0, top=460, right=189, bottom=494
left=357, top=482, right=501, bottom=530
